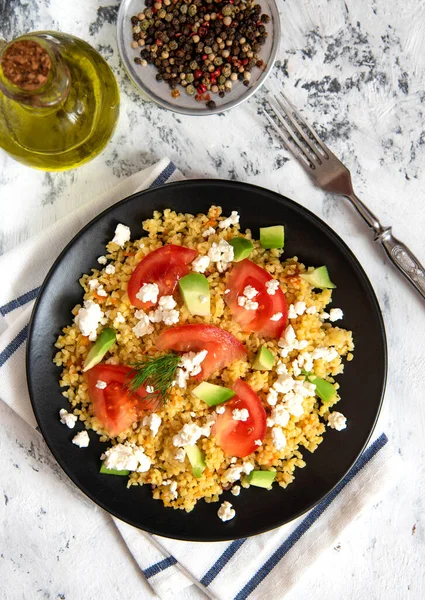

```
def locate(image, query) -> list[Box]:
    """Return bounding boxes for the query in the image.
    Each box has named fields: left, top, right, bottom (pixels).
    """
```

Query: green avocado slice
left=83, top=328, right=116, bottom=372
left=192, top=382, right=235, bottom=406
left=308, top=375, right=337, bottom=403
left=184, top=444, right=206, bottom=478
left=252, top=346, right=275, bottom=371
left=245, top=470, right=276, bottom=489
left=260, top=225, right=285, bottom=249
left=99, top=462, right=130, bottom=476
left=229, top=237, right=254, bottom=261
left=300, top=266, right=336, bottom=289
left=179, top=273, right=210, bottom=316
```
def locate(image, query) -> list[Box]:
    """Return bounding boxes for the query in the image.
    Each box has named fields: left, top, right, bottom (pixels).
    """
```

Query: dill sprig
left=125, top=352, right=181, bottom=407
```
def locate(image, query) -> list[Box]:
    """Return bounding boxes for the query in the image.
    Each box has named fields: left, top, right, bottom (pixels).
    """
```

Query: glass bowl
left=117, top=0, right=280, bottom=115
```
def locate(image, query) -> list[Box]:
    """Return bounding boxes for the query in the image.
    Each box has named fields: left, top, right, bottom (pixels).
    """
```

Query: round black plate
left=26, top=180, right=387, bottom=542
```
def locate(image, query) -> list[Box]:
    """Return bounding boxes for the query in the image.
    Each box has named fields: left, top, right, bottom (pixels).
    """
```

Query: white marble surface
left=1, top=0, right=425, bottom=598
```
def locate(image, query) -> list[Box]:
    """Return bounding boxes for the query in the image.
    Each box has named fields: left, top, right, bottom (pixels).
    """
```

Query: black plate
left=26, top=180, right=387, bottom=542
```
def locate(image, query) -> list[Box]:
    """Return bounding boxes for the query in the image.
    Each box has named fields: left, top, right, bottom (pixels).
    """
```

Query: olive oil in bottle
left=0, top=31, right=120, bottom=171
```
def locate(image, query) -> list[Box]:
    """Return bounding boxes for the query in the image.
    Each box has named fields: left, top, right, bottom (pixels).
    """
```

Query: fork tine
left=273, top=94, right=325, bottom=163
left=278, top=92, right=331, bottom=157
left=263, top=105, right=313, bottom=169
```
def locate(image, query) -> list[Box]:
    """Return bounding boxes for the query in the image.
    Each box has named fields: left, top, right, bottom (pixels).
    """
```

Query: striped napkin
left=0, top=158, right=400, bottom=600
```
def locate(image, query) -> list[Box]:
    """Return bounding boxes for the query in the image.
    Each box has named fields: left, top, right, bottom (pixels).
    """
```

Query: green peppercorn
left=186, top=73, right=194, bottom=83
left=190, top=60, right=199, bottom=70
left=213, top=56, right=223, bottom=66
left=180, top=4, right=188, bottom=14
left=140, top=20, right=150, bottom=31
left=218, top=75, right=226, bottom=85
left=188, top=4, right=197, bottom=16
left=186, top=84, right=196, bottom=95
left=222, top=4, right=234, bottom=16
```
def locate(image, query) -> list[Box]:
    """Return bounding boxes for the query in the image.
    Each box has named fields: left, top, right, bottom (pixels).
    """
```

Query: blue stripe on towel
left=0, top=287, right=40, bottom=316
left=149, top=162, right=177, bottom=189
left=1, top=163, right=175, bottom=318
left=0, top=325, right=28, bottom=368
left=143, top=556, right=178, bottom=579
left=233, top=433, right=388, bottom=600
left=200, top=538, right=247, bottom=587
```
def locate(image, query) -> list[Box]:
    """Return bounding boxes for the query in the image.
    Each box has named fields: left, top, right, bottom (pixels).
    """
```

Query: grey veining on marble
left=1, top=0, right=425, bottom=598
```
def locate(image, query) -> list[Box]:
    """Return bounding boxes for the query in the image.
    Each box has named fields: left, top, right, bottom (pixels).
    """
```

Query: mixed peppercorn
left=130, top=0, right=270, bottom=108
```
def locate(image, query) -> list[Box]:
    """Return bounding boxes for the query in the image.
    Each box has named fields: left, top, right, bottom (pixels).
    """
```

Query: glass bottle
left=0, top=31, right=120, bottom=171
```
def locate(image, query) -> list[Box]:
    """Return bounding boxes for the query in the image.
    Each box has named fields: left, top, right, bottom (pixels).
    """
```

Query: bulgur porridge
left=54, top=206, right=354, bottom=522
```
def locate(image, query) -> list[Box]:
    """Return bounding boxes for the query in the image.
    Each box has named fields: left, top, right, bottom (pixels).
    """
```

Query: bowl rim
left=116, top=0, right=281, bottom=116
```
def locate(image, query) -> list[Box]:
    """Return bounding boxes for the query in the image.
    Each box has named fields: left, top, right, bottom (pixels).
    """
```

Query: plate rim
left=26, top=178, right=387, bottom=541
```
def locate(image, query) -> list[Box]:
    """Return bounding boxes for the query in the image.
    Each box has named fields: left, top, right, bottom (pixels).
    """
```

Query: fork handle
left=375, top=227, right=425, bottom=300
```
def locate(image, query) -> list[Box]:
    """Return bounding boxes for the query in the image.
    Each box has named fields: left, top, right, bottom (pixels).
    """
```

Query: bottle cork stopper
left=1, top=40, right=51, bottom=90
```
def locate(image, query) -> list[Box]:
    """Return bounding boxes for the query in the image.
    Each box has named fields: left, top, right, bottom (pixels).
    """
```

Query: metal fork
left=263, top=92, right=425, bottom=301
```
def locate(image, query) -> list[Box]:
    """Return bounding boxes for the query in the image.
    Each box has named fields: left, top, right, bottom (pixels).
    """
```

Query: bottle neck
left=0, top=34, right=70, bottom=108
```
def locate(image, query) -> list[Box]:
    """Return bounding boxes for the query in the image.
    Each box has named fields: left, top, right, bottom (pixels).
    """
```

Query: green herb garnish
left=125, top=352, right=181, bottom=407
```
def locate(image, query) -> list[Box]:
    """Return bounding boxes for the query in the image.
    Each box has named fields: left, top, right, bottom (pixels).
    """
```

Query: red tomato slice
left=212, top=379, right=267, bottom=457
left=85, top=364, right=156, bottom=437
left=156, top=324, right=246, bottom=380
left=127, top=244, right=198, bottom=309
left=225, top=259, right=288, bottom=339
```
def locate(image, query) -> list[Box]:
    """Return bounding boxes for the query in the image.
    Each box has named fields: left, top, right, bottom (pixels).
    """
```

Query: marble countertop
left=1, top=0, right=425, bottom=598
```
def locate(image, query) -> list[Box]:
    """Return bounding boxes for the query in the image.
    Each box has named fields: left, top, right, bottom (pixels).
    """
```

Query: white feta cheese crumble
left=320, top=312, right=330, bottom=320
left=74, top=300, right=104, bottom=341
left=265, top=279, right=280, bottom=295
left=231, top=485, right=241, bottom=496
left=288, top=304, right=298, bottom=319
left=254, top=439, right=263, bottom=446
left=95, top=380, right=107, bottom=389
left=280, top=324, right=296, bottom=347
left=136, top=282, right=159, bottom=305
left=216, top=405, right=226, bottom=414
left=232, top=408, right=249, bottom=422
left=88, top=279, right=99, bottom=290
left=143, top=413, right=162, bottom=437
left=294, top=301, right=306, bottom=316
left=267, top=388, right=278, bottom=406
left=272, top=426, right=287, bottom=450
left=192, top=255, right=211, bottom=273
left=218, top=501, right=235, bottom=522
left=218, top=211, right=240, bottom=229
left=329, top=308, right=344, bottom=322
left=72, top=430, right=90, bottom=448
left=113, top=311, right=125, bottom=327
left=175, top=448, right=186, bottom=462
left=328, top=411, right=347, bottom=431
left=97, top=255, right=107, bottom=265
left=101, top=442, right=151, bottom=472
left=158, top=295, right=177, bottom=310
left=270, top=405, right=290, bottom=427
left=270, top=312, right=283, bottom=321
left=276, top=361, right=288, bottom=375
left=133, top=309, right=154, bottom=338
left=180, top=350, right=208, bottom=377
left=297, top=351, right=314, bottom=372
left=111, top=223, right=131, bottom=247
left=59, top=409, right=77, bottom=429
left=281, top=391, right=305, bottom=417
left=243, top=285, right=258, bottom=299
left=292, top=359, right=301, bottom=377
left=202, top=226, right=216, bottom=237
left=242, top=462, right=254, bottom=475
left=306, top=305, right=317, bottom=315
left=312, top=346, right=339, bottom=362
left=105, top=264, right=115, bottom=275
left=172, top=423, right=205, bottom=447
left=105, top=357, right=119, bottom=365
left=237, top=296, right=259, bottom=311
left=208, top=239, right=234, bottom=272
left=230, top=457, right=238, bottom=464
left=96, top=285, right=107, bottom=297
left=223, top=465, right=243, bottom=482
left=273, top=374, right=295, bottom=394
left=169, top=480, right=178, bottom=499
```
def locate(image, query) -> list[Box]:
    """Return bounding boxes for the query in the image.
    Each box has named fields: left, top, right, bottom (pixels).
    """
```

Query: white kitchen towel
left=0, top=157, right=400, bottom=600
